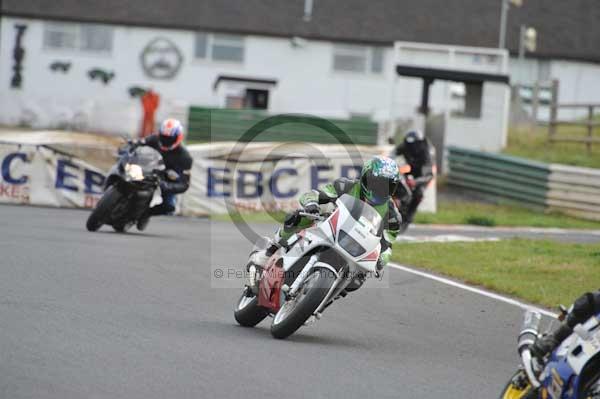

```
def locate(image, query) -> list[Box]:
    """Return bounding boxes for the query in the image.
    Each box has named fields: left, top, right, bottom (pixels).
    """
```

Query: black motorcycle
left=86, top=143, right=165, bottom=232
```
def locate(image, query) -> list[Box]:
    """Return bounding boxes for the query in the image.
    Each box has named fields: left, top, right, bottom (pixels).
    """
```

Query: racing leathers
left=531, top=290, right=600, bottom=360
left=135, top=134, right=193, bottom=216
left=267, top=177, right=409, bottom=282
left=395, top=139, right=434, bottom=224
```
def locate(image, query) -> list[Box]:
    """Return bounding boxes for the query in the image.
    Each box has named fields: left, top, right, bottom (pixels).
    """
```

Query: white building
left=1, top=0, right=599, bottom=150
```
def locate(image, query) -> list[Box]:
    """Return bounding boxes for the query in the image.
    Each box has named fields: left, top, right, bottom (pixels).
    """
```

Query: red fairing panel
left=257, top=257, right=284, bottom=312
left=328, top=209, right=340, bottom=240
left=360, top=248, right=380, bottom=262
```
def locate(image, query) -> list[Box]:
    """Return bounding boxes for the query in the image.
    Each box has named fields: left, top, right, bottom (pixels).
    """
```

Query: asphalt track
left=1, top=204, right=568, bottom=399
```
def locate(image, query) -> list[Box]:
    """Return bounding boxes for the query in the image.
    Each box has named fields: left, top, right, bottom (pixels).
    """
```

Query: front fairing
left=540, top=312, right=600, bottom=398
left=281, top=194, right=383, bottom=274
left=121, top=146, right=165, bottom=177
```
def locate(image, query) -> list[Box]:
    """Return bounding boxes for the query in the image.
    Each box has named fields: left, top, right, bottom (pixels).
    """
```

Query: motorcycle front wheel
left=234, top=288, right=268, bottom=327
left=270, top=267, right=335, bottom=339
left=498, top=371, right=533, bottom=399
left=86, top=186, right=123, bottom=232
left=580, top=363, right=600, bottom=398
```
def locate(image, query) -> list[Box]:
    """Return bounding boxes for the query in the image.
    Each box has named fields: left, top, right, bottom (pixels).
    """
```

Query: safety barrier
left=448, top=146, right=600, bottom=220
left=187, top=107, right=378, bottom=145
left=0, top=130, right=439, bottom=215
left=0, top=132, right=396, bottom=215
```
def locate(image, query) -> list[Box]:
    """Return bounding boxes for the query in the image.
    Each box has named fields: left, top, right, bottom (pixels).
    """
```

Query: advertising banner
left=0, top=138, right=436, bottom=216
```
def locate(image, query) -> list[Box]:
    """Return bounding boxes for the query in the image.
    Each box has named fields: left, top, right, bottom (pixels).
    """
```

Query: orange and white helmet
left=158, top=118, right=184, bottom=151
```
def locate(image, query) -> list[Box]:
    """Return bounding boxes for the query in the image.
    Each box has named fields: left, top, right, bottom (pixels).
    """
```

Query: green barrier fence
left=187, top=107, right=378, bottom=145
left=447, top=146, right=551, bottom=208
left=448, top=146, right=600, bottom=220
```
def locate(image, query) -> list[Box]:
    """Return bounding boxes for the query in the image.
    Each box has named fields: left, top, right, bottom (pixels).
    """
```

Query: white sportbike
left=234, top=194, right=384, bottom=339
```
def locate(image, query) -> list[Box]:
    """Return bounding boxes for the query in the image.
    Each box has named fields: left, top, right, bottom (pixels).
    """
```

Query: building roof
left=2, top=0, right=599, bottom=63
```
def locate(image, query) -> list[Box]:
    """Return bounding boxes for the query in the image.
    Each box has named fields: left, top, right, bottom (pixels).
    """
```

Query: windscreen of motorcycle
left=337, top=194, right=382, bottom=235
left=126, top=147, right=165, bottom=175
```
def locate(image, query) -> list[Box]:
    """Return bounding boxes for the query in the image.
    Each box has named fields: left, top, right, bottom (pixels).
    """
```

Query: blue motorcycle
left=500, top=309, right=600, bottom=399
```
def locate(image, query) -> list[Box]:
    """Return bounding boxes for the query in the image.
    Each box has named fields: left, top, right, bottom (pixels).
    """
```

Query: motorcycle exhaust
left=518, top=310, right=542, bottom=388
left=518, top=310, right=542, bottom=353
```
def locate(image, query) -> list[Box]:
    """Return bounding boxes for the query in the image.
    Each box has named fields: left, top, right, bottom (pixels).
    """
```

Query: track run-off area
left=1, top=204, right=577, bottom=399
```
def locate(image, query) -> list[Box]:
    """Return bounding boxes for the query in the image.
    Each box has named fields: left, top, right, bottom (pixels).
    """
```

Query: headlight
left=125, top=163, right=144, bottom=181
left=338, top=230, right=366, bottom=257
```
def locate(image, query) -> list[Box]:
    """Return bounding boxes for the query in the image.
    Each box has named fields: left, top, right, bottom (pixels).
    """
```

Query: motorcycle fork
left=287, top=254, right=320, bottom=297
left=131, top=190, right=153, bottom=218
left=314, top=265, right=350, bottom=316
left=109, top=185, right=133, bottom=222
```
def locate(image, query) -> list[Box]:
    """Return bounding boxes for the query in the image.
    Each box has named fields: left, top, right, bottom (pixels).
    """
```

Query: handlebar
left=298, top=212, right=326, bottom=222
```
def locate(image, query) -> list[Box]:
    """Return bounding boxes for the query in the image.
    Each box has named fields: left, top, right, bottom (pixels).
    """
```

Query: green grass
left=392, top=239, right=600, bottom=307
left=211, top=201, right=600, bottom=229
left=414, top=201, right=600, bottom=229
left=504, top=125, right=600, bottom=169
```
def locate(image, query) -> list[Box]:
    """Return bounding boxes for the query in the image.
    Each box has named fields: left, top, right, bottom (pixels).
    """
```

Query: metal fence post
left=548, top=79, right=559, bottom=141
left=531, top=81, right=540, bottom=133
left=587, top=105, right=594, bottom=152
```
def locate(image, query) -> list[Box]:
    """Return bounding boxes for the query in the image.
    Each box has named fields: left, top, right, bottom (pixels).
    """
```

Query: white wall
left=0, top=17, right=511, bottom=138
left=5, top=17, right=569, bottom=153
left=445, top=82, right=510, bottom=152
left=0, top=17, right=404, bottom=134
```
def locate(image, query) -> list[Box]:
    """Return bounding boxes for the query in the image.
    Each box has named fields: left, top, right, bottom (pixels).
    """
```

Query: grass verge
left=504, top=125, right=600, bottom=169
left=211, top=202, right=600, bottom=229
left=391, top=238, right=600, bottom=307
left=414, top=201, right=600, bottom=229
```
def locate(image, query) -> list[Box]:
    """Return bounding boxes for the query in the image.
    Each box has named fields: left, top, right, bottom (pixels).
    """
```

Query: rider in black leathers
left=395, top=129, right=434, bottom=224
left=531, top=290, right=600, bottom=359
left=133, top=118, right=193, bottom=230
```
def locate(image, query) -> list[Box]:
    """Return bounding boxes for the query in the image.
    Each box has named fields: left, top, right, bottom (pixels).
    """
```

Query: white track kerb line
left=388, top=262, right=558, bottom=319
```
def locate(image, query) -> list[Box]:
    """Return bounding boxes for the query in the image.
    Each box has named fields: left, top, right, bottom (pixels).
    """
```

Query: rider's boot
left=136, top=211, right=151, bottom=231
left=248, top=230, right=285, bottom=268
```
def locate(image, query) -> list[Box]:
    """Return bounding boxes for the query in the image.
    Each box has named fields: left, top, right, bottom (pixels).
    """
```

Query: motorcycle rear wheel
left=270, top=267, right=335, bottom=339
left=234, top=289, right=268, bottom=327
left=86, top=186, right=123, bottom=232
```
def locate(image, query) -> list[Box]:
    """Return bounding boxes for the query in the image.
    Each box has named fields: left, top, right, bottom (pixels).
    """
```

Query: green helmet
left=360, top=156, right=401, bottom=206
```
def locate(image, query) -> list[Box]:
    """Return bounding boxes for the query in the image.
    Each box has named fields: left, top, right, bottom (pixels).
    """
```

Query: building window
left=371, top=47, right=384, bottom=73
left=195, top=32, right=209, bottom=59
left=43, top=22, right=113, bottom=53
left=450, top=82, right=483, bottom=119
left=80, top=25, right=113, bottom=52
left=194, top=32, right=245, bottom=63
left=333, top=45, right=385, bottom=74
left=212, top=34, right=244, bottom=62
left=43, top=23, right=77, bottom=50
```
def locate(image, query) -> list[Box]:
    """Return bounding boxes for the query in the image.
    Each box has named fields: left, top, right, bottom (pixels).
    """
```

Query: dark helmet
left=402, top=129, right=429, bottom=162
left=403, top=129, right=425, bottom=145
left=359, top=156, right=401, bottom=206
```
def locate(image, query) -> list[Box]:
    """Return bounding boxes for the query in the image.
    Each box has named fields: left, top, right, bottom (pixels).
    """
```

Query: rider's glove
left=303, top=202, right=320, bottom=214
left=530, top=321, right=572, bottom=360
left=127, top=138, right=146, bottom=149
left=166, top=169, right=180, bottom=181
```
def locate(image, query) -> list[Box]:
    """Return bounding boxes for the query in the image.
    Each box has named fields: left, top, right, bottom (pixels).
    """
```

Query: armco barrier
left=448, top=146, right=600, bottom=220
